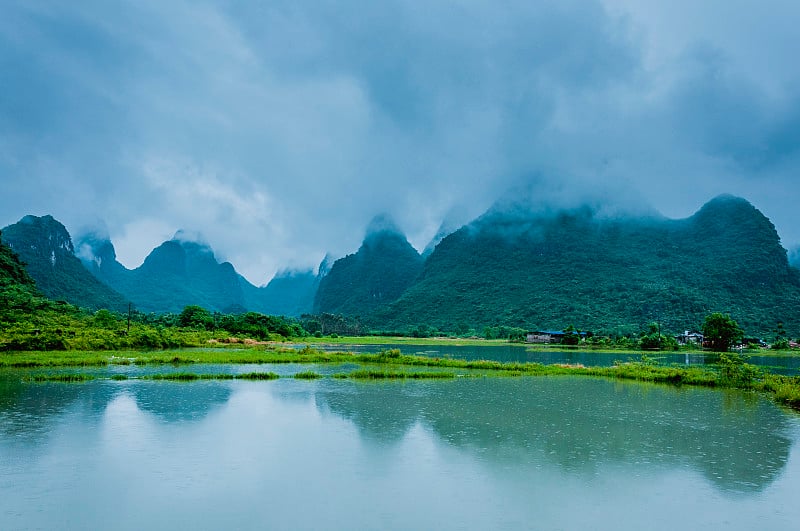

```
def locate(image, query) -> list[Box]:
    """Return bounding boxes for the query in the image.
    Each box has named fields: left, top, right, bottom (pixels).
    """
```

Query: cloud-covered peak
left=365, top=214, right=402, bottom=238
left=171, top=229, right=209, bottom=246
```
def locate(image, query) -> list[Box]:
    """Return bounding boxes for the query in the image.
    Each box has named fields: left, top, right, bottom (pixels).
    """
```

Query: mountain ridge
left=368, top=195, right=800, bottom=337
left=1, top=216, right=130, bottom=312
left=6, top=194, right=799, bottom=337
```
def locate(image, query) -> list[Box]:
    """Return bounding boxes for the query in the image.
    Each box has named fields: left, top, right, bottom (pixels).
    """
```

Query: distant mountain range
left=4, top=194, right=799, bottom=336
left=75, top=229, right=325, bottom=315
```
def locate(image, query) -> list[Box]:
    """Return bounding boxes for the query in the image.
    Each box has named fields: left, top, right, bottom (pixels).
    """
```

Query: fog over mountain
left=1, top=1, right=799, bottom=283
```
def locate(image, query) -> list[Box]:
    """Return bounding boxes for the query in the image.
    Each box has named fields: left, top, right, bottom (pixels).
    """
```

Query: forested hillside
left=6, top=196, right=799, bottom=338
left=78, top=231, right=249, bottom=314
left=371, top=196, right=800, bottom=337
left=314, top=218, right=423, bottom=315
left=2, top=216, right=129, bottom=312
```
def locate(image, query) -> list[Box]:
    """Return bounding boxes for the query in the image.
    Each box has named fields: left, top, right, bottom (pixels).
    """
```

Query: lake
left=1, top=366, right=799, bottom=530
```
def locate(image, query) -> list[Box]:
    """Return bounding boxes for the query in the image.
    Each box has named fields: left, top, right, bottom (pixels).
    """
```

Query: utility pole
left=127, top=303, right=132, bottom=334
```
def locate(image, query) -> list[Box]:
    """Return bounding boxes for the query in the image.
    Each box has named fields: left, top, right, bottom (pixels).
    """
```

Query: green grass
left=26, top=373, right=96, bottom=382
left=294, top=371, right=322, bottom=379
left=345, top=369, right=457, bottom=379
left=0, top=346, right=355, bottom=367
left=237, top=372, right=280, bottom=380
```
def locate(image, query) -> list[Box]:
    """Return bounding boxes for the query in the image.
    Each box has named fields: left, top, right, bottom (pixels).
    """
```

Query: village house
left=675, top=330, right=704, bottom=346
left=526, top=330, right=586, bottom=344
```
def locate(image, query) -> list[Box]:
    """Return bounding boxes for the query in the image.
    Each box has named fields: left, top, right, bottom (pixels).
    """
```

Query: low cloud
left=1, top=0, right=799, bottom=283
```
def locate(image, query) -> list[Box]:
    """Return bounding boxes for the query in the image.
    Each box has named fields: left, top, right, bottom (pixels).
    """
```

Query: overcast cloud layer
left=2, top=0, right=799, bottom=284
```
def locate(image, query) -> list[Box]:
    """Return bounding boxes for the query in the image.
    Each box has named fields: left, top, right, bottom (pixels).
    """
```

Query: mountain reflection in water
left=314, top=377, right=791, bottom=493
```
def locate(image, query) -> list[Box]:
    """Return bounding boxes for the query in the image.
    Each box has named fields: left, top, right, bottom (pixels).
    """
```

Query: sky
left=1, top=0, right=799, bottom=284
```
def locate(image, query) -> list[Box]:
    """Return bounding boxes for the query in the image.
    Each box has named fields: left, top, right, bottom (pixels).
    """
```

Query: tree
left=638, top=322, right=677, bottom=350
left=772, top=321, right=789, bottom=350
left=178, top=305, right=213, bottom=330
left=561, top=325, right=580, bottom=345
left=701, top=313, right=744, bottom=352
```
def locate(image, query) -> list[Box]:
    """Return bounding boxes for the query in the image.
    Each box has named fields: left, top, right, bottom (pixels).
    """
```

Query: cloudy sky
left=2, top=0, right=799, bottom=284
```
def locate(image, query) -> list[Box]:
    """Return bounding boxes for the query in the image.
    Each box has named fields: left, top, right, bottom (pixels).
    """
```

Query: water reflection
left=315, top=377, right=792, bottom=493
left=1, top=373, right=799, bottom=530
left=0, top=372, right=232, bottom=437
left=0, top=372, right=795, bottom=498
left=129, top=381, right=231, bottom=423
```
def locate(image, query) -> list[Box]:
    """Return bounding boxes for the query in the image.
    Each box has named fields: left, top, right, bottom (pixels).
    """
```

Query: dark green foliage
left=178, top=305, right=214, bottom=330
left=0, top=230, right=35, bottom=287
left=772, top=321, right=789, bottom=349
left=561, top=325, right=580, bottom=345
left=372, top=195, right=800, bottom=337
left=639, top=322, right=678, bottom=350
left=314, top=221, right=423, bottom=315
left=2, top=216, right=130, bottom=311
left=702, top=313, right=744, bottom=351
left=218, top=311, right=305, bottom=339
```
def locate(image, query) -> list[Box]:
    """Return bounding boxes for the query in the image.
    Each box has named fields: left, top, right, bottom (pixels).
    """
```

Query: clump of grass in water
left=346, top=369, right=456, bottom=380
left=294, top=371, right=322, bottom=379
left=145, top=373, right=233, bottom=381
left=236, top=372, right=280, bottom=380
left=27, top=373, right=96, bottom=382
left=110, top=374, right=128, bottom=380
left=124, top=372, right=281, bottom=381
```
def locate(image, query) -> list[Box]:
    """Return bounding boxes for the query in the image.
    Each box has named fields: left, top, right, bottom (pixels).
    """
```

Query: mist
left=1, top=0, right=799, bottom=283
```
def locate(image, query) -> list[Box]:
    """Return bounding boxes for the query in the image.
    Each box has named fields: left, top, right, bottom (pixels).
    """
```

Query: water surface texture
left=1, top=373, right=799, bottom=530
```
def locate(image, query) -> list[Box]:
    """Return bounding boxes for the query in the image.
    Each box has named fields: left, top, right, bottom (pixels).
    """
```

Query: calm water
left=300, top=342, right=800, bottom=375
left=1, top=369, right=799, bottom=530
